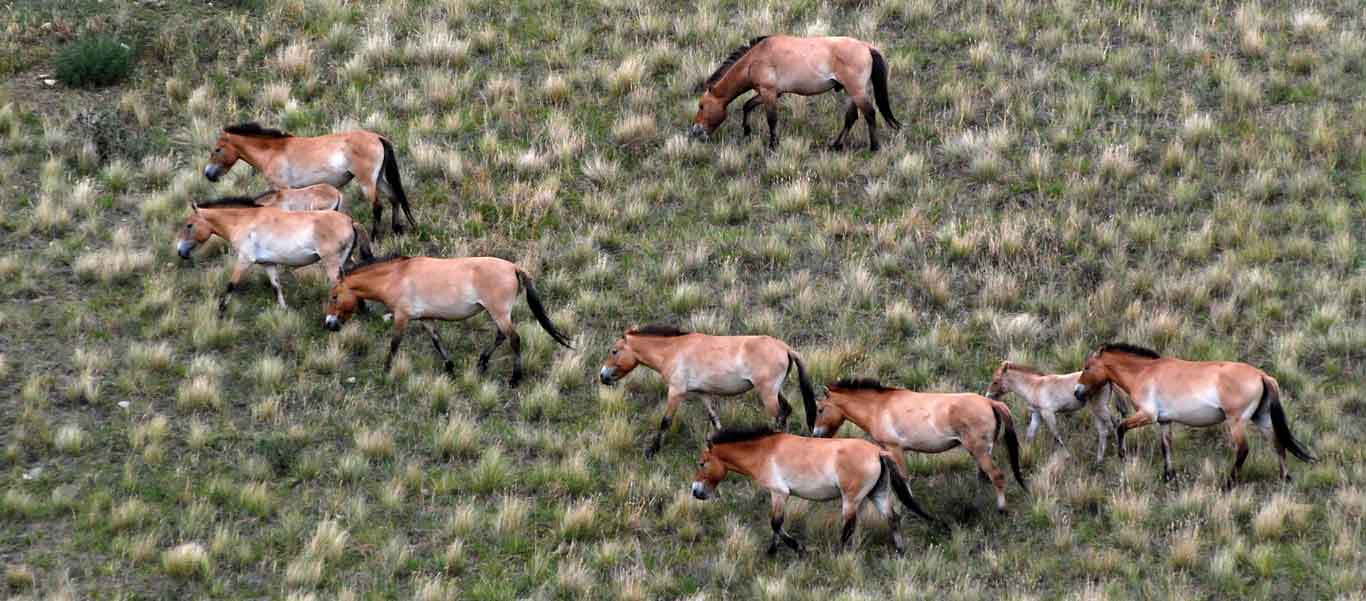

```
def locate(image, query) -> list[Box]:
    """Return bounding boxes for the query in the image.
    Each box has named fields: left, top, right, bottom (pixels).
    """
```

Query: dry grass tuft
left=161, top=542, right=211, bottom=579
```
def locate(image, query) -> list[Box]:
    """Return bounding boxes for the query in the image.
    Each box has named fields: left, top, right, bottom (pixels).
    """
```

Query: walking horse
left=812, top=379, right=1026, bottom=512
left=986, top=361, right=1126, bottom=463
left=322, top=256, right=573, bottom=385
left=690, top=35, right=902, bottom=150
left=203, top=123, right=414, bottom=237
left=690, top=427, right=939, bottom=555
left=1073, top=344, right=1316, bottom=486
left=175, top=198, right=372, bottom=314
left=597, top=326, right=816, bottom=456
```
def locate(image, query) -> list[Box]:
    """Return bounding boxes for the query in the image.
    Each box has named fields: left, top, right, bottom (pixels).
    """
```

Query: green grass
left=1, top=0, right=1364, bottom=599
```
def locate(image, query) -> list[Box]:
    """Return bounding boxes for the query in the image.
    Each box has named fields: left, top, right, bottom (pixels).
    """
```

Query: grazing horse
left=203, top=123, right=414, bottom=237
left=1073, top=344, right=1316, bottom=485
left=812, top=379, right=1026, bottom=513
left=176, top=198, right=372, bottom=314
left=986, top=361, right=1125, bottom=463
left=251, top=183, right=344, bottom=211
left=690, top=35, right=901, bottom=151
left=322, top=256, right=573, bottom=385
left=691, top=427, right=938, bottom=555
left=597, top=326, right=816, bottom=457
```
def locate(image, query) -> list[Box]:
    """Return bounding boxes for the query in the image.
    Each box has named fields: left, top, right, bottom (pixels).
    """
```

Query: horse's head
left=689, top=86, right=728, bottom=138
left=175, top=207, right=213, bottom=259
left=323, top=279, right=361, bottom=331
left=598, top=335, right=639, bottom=385
left=1075, top=350, right=1111, bottom=402
left=690, top=444, right=727, bottom=500
left=985, top=362, right=1011, bottom=400
left=810, top=392, right=847, bottom=438
left=204, top=133, right=240, bottom=182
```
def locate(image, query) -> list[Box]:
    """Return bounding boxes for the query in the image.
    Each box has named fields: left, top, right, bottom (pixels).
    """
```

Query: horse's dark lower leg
left=425, top=325, right=453, bottom=374
left=1160, top=424, right=1174, bottom=481
left=839, top=512, right=858, bottom=551
left=646, top=415, right=671, bottom=458
left=477, top=330, right=506, bottom=374
left=776, top=393, right=793, bottom=430
left=1227, top=428, right=1249, bottom=489
left=390, top=199, right=405, bottom=236
left=831, top=103, right=858, bottom=150
left=506, top=331, right=522, bottom=387
left=384, top=332, right=403, bottom=372
left=766, top=104, right=779, bottom=149
left=372, top=202, right=384, bottom=240
left=860, top=102, right=879, bottom=152
left=217, top=281, right=235, bottom=316
left=741, top=96, right=762, bottom=137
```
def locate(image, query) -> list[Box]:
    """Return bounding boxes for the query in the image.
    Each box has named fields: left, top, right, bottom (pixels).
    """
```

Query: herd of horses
left=168, top=35, right=1317, bottom=554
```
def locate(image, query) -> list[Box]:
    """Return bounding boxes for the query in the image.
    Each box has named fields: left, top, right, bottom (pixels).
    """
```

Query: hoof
left=443, top=361, right=455, bottom=374
left=766, top=545, right=778, bottom=557
left=829, top=143, right=844, bottom=151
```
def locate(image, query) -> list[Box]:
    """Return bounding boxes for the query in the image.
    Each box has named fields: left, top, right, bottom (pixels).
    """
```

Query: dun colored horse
left=176, top=198, right=372, bottom=314
left=251, top=183, right=344, bottom=211
left=597, top=326, right=815, bottom=456
left=1074, top=344, right=1316, bottom=485
left=812, top=379, right=1026, bottom=512
left=691, top=427, right=938, bottom=555
left=203, top=123, right=413, bottom=237
left=986, top=361, right=1124, bottom=463
left=690, top=35, right=901, bottom=151
left=323, top=256, right=573, bottom=385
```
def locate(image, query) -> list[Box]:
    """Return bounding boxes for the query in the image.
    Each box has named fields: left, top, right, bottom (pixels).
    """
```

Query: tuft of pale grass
left=559, top=498, right=599, bottom=540
left=354, top=427, right=395, bottom=460
left=1169, top=525, right=1202, bottom=569
left=274, top=41, right=315, bottom=78
left=1252, top=494, right=1311, bottom=540
left=613, top=113, right=656, bottom=146
left=161, top=542, right=211, bottom=579
left=53, top=424, right=86, bottom=454
left=176, top=375, right=222, bottom=411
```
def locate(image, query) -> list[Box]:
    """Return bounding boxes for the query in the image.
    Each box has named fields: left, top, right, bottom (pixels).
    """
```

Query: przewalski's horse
left=251, top=183, right=344, bottom=211
left=691, top=427, right=938, bottom=555
left=811, top=379, right=1026, bottom=513
left=322, top=256, right=573, bottom=385
left=690, top=35, right=901, bottom=151
left=597, top=326, right=816, bottom=457
left=986, top=361, right=1124, bottom=463
left=176, top=198, right=372, bottom=315
left=203, top=123, right=414, bottom=237
left=1073, top=344, right=1316, bottom=486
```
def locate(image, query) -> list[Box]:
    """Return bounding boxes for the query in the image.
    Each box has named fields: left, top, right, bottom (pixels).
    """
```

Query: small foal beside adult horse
left=176, top=198, right=372, bottom=314
left=987, top=361, right=1125, bottom=463
left=812, top=379, right=1026, bottom=512
left=691, top=35, right=902, bottom=150
left=323, top=256, right=573, bottom=385
left=1073, top=344, right=1316, bottom=485
left=597, top=326, right=816, bottom=456
left=691, top=427, right=938, bottom=555
left=203, top=123, right=414, bottom=237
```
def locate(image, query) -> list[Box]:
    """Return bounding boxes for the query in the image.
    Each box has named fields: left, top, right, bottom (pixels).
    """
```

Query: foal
left=323, top=256, right=573, bottom=385
left=251, top=183, right=344, bottom=211
left=1074, top=344, right=1316, bottom=485
left=176, top=198, right=371, bottom=314
left=203, top=123, right=413, bottom=237
left=691, top=427, right=938, bottom=555
left=691, top=36, right=901, bottom=150
left=597, top=326, right=816, bottom=456
left=986, top=361, right=1122, bottom=463
left=812, top=379, right=1026, bottom=512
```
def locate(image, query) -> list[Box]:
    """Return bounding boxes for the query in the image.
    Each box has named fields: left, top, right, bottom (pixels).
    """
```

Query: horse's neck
left=348, top=268, right=400, bottom=304
left=1105, top=357, right=1155, bottom=395
left=201, top=210, right=250, bottom=241
left=626, top=337, right=680, bottom=374
left=834, top=394, right=881, bottom=431
left=712, top=58, right=755, bottom=104
left=716, top=444, right=763, bottom=481
left=229, top=134, right=282, bottom=171
left=1005, top=371, right=1044, bottom=397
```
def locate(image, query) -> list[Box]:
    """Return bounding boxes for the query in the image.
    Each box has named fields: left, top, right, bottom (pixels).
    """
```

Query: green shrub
left=55, top=37, right=134, bottom=88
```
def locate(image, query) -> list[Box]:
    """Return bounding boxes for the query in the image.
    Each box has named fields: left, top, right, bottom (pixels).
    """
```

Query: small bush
left=56, top=37, right=135, bottom=88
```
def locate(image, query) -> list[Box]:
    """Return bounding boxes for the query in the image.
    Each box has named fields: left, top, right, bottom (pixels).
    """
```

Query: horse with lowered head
left=690, top=35, right=901, bottom=151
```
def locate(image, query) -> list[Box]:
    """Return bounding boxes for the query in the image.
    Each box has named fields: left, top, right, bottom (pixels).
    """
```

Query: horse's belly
left=788, top=480, right=841, bottom=502
left=247, top=240, right=320, bottom=267
left=905, top=435, right=958, bottom=454
left=1156, top=399, right=1225, bottom=426
left=688, top=373, right=752, bottom=396
left=412, top=298, right=482, bottom=321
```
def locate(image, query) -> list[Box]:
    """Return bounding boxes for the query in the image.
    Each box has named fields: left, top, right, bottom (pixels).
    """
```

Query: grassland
left=1, top=0, right=1363, bottom=599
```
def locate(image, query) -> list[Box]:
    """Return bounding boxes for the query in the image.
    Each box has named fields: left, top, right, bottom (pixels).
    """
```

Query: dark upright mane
left=224, top=123, right=293, bottom=138
left=1099, top=343, right=1161, bottom=359
left=704, top=36, right=769, bottom=90
left=196, top=196, right=264, bottom=209
left=627, top=324, right=690, bottom=337
left=828, top=378, right=899, bottom=392
left=709, top=425, right=778, bottom=446
left=341, top=255, right=410, bottom=276
left=1002, top=362, right=1045, bottom=375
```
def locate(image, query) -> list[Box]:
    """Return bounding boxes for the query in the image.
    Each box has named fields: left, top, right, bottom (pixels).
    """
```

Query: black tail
left=788, top=351, right=817, bottom=432
left=379, top=137, right=414, bottom=228
left=1263, top=377, right=1315, bottom=463
left=991, top=401, right=1028, bottom=492
left=516, top=269, right=573, bottom=349
left=869, top=49, right=901, bottom=130
left=881, top=455, right=938, bottom=525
